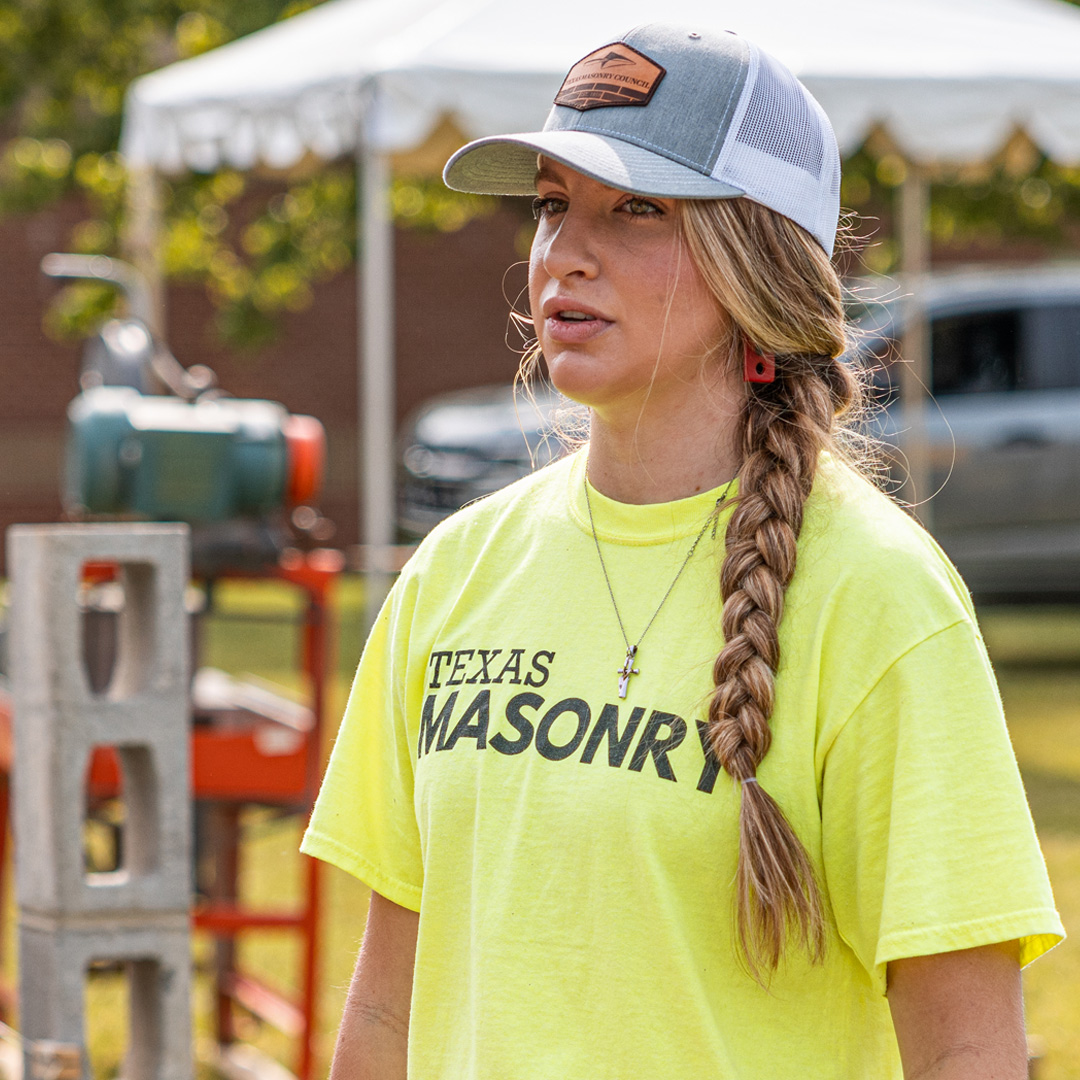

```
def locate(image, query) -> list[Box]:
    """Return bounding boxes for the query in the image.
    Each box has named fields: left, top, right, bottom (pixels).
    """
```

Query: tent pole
left=357, top=117, right=396, bottom=630
left=897, top=161, right=933, bottom=530
left=122, top=165, right=166, bottom=338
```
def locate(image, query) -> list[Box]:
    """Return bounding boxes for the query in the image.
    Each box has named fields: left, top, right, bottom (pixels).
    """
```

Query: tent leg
left=122, top=165, right=167, bottom=338
left=357, top=143, right=396, bottom=629
left=897, top=162, right=933, bottom=530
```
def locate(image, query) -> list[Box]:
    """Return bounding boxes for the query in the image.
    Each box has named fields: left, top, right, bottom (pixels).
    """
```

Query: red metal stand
left=191, top=547, right=342, bottom=1080
left=0, top=546, right=343, bottom=1080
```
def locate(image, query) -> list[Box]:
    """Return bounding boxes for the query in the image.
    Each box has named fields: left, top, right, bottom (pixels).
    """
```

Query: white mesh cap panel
left=712, top=44, right=841, bottom=254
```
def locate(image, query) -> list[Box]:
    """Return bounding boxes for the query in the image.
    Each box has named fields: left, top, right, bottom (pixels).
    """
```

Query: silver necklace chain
left=583, top=474, right=733, bottom=699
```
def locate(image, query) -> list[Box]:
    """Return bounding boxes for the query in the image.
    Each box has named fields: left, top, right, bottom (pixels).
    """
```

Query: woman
left=302, top=23, right=1063, bottom=1080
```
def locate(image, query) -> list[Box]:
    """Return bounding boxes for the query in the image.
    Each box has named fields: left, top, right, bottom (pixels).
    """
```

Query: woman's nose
left=539, top=209, right=601, bottom=281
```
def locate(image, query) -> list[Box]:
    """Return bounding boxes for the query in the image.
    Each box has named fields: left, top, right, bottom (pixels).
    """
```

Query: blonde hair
left=517, top=195, right=868, bottom=978
left=678, top=196, right=864, bottom=979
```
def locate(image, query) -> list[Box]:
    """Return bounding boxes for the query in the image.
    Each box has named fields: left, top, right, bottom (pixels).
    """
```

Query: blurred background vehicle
left=397, top=383, right=572, bottom=538
left=862, top=264, right=1080, bottom=602
left=399, top=265, right=1080, bottom=602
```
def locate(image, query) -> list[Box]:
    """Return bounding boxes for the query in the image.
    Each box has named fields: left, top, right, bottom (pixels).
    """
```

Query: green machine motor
left=65, top=386, right=324, bottom=523
left=43, top=254, right=330, bottom=573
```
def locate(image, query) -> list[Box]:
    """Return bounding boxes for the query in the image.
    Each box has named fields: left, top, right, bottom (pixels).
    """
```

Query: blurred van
left=398, top=265, right=1080, bottom=601
left=863, top=265, right=1080, bottom=600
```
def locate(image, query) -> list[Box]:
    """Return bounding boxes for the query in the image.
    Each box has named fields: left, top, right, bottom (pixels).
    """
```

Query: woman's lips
left=543, top=311, right=614, bottom=344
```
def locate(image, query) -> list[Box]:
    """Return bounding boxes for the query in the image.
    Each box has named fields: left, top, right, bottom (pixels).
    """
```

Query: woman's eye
left=622, top=197, right=662, bottom=217
left=532, top=196, right=567, bottom=220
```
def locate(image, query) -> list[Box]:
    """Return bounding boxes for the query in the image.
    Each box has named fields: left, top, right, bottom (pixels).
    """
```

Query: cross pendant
left=617, top=645, right=640, bottom=699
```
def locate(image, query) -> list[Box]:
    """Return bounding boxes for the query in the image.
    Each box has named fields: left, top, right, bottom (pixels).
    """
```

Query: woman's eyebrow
left=534, top=164, right=562, bottom=187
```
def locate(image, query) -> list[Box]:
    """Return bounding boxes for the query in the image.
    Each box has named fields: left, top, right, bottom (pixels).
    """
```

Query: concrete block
left=7, top=524, right=191, bottom=916
left=18, top=914, right=192, bottom=1080
left=7, top=525, right=189, bottom=704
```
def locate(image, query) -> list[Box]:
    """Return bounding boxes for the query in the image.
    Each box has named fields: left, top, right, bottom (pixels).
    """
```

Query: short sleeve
left=821, top=618, right=1064, bottom=994
left=300, top=580, right=424, bottom=911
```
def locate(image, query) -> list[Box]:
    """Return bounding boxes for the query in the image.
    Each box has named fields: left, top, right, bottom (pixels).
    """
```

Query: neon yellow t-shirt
left=302, top=450, right=1063, bottom=1080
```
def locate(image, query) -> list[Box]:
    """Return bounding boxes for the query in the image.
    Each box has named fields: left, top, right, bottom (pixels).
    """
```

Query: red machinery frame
left=0, top=546, right=343, bottom=1080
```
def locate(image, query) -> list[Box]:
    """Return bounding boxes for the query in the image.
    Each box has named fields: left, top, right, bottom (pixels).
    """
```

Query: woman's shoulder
left=796, top=454, right=977, bottom=633
left=805, top=455, right=934, bottom=549
left=790, top=456, right=986, bottom=737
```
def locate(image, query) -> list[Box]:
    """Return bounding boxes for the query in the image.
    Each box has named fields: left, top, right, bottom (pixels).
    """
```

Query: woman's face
left=528, top=159, right=731, bottom=420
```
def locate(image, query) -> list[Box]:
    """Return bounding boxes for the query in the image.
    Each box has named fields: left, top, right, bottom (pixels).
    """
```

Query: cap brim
left=443, top=130, right=745, bottom=201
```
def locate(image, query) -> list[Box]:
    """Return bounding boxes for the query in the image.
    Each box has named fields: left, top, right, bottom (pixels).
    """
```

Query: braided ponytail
left=679, top=198, right=864, bottom=978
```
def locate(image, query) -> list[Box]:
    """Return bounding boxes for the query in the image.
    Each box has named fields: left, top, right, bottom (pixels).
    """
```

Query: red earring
left=743, top=340, right=775, bottom=384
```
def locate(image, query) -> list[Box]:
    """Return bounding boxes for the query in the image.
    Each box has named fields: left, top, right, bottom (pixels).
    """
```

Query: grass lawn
left=980, top=606, right=1080, bottom=1080
left=75, top=585, right=1080, bottom=1078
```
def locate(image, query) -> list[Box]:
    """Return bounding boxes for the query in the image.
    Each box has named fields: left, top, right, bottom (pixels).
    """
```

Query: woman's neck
left=585, top=398, right=743, bottom=505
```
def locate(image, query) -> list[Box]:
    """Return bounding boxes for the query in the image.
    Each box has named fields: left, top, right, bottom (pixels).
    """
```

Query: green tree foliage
left=5, top=0, right=1080, bottom=346
left=0, top=0, right=310, bottom=155
left=0, top=0, right=496, bottom=348
left=841, top=143, right=1080, bottom=276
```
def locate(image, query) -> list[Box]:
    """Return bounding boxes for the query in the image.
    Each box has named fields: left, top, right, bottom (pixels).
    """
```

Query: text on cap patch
left=554, top=44, right=666, bottom=111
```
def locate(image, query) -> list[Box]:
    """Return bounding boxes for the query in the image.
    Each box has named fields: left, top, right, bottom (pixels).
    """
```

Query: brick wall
left=0, top=200, right=85, bottom=557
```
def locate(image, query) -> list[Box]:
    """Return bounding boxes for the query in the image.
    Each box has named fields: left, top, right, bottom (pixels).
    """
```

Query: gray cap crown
left=443, top=23, right=841, bottom=255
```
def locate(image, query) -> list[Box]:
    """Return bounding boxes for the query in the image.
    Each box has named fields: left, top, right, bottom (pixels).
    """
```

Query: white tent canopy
left=119, top=0, right=1080, bottom=613
left=125, top=0, right=1080, bottom=171
left=123, top=0, right=446, bottom=172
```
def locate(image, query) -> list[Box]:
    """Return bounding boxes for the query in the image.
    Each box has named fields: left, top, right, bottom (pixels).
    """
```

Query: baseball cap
left=442, top=23, right=841, bottom=256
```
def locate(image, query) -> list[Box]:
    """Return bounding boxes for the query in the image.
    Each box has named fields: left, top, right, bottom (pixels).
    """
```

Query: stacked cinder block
left=7, top=524, right=192, bottom=1080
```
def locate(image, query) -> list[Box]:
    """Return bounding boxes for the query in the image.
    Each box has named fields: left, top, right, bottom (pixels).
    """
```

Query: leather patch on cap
left=554, top=43, right=665, bottom=111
